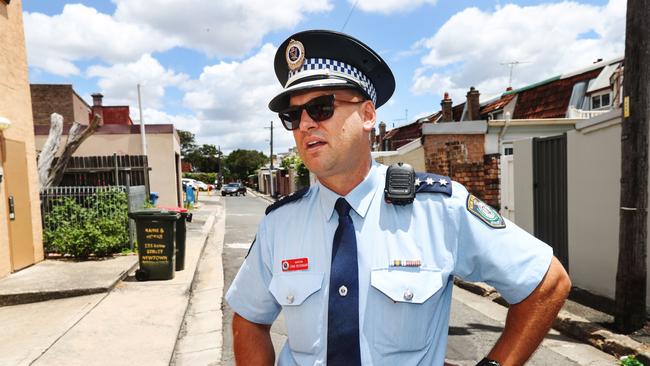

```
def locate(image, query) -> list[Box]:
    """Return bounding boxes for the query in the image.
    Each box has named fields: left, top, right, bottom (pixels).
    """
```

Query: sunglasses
left=278, top=94, right=366, bottom=131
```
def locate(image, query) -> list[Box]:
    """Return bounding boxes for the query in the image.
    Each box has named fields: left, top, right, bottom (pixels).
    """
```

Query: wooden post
left=113, top=153, right=119, bottom=186
left=615, top=0, right=650, bottom=333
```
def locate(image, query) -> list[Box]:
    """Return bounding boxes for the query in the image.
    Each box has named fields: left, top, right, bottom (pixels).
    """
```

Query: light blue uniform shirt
left=226, top=161, right=553, bottom=365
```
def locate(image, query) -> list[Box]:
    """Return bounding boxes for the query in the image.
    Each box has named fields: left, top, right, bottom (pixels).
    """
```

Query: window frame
left=591, top=91, right=612, bottom=110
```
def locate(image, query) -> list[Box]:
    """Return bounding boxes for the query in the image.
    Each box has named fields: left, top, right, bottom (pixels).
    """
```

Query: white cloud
left=24, top=1, right=332, bottom=77
left=352, top=0, right=437, bottom=14
left=87, top=54, right=188, bottom=109
left=23, top=4, right=176, bottom=76
left=112, top=0, right=332, bottom=57
left=181, top=43, right=296, bottom=153
left=411, top=0, right=625, bottom=101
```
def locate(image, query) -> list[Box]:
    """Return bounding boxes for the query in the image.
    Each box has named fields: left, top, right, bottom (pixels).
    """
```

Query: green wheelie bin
left=158, top=206, right=192, bottom=271
left=129, top=209, right=180, bottom=281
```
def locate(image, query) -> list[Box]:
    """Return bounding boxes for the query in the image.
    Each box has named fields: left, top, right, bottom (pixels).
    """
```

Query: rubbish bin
left=150, top=192, right=159, bottom=205
left=158, top=206, right=193, bottom=271
left=129, top=209, right=180, bottom=281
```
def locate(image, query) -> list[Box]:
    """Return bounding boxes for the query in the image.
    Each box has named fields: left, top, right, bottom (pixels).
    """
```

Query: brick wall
left=30, top=84, right=75, bottom=125
left=450, top=154, right=500, bottom=209
left=423, top=134, right=500, bottom=208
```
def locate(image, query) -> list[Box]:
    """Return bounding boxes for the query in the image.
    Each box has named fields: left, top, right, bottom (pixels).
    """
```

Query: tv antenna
left=391, top=108, right=408, bottom=128
left=500, top=60, right=530, bottom=89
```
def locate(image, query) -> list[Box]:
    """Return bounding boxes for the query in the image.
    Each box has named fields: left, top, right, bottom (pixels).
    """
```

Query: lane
left=221, top=193, right=277, bottom=365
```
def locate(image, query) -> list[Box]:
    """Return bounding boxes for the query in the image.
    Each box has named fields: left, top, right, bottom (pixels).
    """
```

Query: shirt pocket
left=269, top=272, right=325, bottom=355
left=367, top=268, right=445, bottom=354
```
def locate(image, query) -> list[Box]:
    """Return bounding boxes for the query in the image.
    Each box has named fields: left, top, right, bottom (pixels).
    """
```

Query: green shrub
left=621, top=356, right=645, bottom=366
left=183, top=172, right=216, bottom=184
left=43, top=189, right=129, bottom=258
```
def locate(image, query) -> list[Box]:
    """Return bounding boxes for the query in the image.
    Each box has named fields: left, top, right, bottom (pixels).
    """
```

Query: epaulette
left=265, top=187, right=309, bottom=215
left=414, top=172, right=452, bottom=196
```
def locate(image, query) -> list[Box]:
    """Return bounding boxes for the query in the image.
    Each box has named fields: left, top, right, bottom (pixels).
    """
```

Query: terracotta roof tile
left=512, top=68, right=602, bottom=119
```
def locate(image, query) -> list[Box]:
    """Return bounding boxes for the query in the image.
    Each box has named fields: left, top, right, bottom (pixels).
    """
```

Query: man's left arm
left=486, top=256, right=571, bottom=366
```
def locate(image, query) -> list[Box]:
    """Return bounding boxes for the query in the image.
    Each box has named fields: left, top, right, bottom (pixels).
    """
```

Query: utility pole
left=137, top=84, right=150, bottom=195
left=266, top=120, right=275, bottom=198
left=615, top=0, right=649, bottom=333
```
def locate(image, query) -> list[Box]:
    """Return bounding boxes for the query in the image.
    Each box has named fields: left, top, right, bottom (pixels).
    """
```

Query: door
left=4, top=139, right=36, bottom=271
left=533, top=134, right=568, bottom=272
left=500, top=154, right=515, bottom=221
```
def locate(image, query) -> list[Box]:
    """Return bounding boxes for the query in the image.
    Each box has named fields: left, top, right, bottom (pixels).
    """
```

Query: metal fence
left=40, top=185, right=147, bottom=250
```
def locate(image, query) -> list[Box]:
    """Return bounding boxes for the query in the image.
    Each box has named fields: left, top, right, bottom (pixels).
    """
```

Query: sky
left=23, top=0, right=626, bottom=155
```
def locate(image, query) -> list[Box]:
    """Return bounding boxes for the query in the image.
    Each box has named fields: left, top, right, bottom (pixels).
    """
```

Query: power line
left=341, top=0, right=360, bottom=31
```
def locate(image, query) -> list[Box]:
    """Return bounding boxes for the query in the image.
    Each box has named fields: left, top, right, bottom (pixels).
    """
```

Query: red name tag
left=282, top=258, right=309, bottom=272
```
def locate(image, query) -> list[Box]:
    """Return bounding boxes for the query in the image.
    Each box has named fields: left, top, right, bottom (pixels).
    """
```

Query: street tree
left=177, top=129, right=222, bottom=173
left=224, top=149, right=267, bottom=181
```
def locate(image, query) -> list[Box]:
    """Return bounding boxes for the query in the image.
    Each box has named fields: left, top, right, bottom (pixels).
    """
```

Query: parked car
left=221, top=182, right=246, bottom=196
left=182, top=178, right=209, bottom=191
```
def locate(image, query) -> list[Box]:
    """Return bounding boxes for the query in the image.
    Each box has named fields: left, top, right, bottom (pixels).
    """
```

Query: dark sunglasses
left=278, top=94, right=365, bottom=131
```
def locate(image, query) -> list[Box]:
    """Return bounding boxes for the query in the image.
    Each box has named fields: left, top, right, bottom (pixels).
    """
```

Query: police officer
left=226, top=29, right=571, bottom=366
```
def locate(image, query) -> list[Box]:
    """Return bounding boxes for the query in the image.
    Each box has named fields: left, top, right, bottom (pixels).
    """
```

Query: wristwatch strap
left=476, top=357, right=501, bottom=366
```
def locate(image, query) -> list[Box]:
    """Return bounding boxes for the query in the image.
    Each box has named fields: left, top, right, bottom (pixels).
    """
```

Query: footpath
left=248, top=189, right=649, bottom=365
left=0, top=195, right=223, bottom=366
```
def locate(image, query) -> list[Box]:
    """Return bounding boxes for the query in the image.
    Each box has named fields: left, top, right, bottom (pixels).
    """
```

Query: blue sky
left=23, top=0, right=624, bottom=154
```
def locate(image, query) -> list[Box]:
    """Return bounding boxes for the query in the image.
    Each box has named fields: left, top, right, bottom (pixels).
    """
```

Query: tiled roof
left=512, top=68, right=602, bottom=119
left=480, top=93, right=516, bottom=116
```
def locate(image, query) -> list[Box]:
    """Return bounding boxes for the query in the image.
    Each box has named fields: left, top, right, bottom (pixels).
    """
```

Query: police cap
left=268, top=29, right=395, bottom=112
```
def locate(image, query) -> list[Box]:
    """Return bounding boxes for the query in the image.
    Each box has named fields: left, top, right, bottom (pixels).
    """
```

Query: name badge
left=282, top=257, right=309, bottom=272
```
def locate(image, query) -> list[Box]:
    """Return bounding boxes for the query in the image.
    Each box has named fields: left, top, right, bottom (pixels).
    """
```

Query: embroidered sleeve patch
left=466, top=194, right=506, bottom=229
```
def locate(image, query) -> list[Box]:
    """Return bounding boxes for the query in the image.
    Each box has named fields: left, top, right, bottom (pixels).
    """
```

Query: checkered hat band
left=287, top=58, right=377, bottom=104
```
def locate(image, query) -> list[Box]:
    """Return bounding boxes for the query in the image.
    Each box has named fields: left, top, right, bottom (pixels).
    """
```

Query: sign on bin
left=137, top=220, right=176, bottom=280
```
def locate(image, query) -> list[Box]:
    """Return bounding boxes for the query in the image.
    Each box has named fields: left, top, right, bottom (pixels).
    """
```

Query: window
left=504, top=147, right=514, bottom=156
left=591, top=92, right=611, bottom=110
left=491, top=111, right=504, bottom=120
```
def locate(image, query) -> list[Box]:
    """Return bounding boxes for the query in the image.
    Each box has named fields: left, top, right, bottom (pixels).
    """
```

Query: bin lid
left=129, top=208, right=181, bottom=220
left=157, top=206, right=189, bottom=213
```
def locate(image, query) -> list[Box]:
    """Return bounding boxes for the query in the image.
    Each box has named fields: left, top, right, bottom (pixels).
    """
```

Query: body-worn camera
left=384, top=162, right=416, bottom=205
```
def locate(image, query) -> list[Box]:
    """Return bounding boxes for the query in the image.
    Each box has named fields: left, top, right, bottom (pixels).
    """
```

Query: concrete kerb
left=0, top=256, right=138, bottom=307
left=454, top=279, right=650, bottom=364
left=169, top=199, right=222, bottom=364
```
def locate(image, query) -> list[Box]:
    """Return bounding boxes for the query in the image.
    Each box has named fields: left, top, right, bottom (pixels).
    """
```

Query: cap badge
left=285, top=39, right=305, bottom=71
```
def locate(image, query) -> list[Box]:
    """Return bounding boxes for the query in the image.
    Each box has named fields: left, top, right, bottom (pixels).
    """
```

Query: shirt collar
left=318, top=160, right=383, bottom=221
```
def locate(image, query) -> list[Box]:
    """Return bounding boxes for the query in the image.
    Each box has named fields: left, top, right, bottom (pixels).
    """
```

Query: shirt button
left=286, top=294, right=294, bottom=304
left=338, top=285, right=348, bottom=297
left=403, top=288, right=414, bottom=301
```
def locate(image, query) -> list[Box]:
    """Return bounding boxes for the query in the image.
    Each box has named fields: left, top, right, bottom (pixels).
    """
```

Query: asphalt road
left=220, top=193, right=615, bottom=365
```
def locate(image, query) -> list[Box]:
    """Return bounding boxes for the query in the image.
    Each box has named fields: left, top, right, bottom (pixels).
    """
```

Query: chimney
left=465, top=87, right=480, bottom=121
left=91, top=92, right=104, bottom=124
left=440, top=92, right=453, bottom=122
left=379, top=121, right=387, bottom=151
left=91, top=93, right=104, bottom=106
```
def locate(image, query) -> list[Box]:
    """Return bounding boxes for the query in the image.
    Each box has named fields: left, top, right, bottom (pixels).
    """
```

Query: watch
left=476, top=358, right=501, bottom=366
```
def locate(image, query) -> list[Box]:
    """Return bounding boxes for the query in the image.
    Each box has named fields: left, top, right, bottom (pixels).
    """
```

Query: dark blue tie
left=327, top=198, right=361, bottom=365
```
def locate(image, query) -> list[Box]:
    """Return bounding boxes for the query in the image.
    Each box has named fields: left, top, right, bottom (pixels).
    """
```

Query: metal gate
left=533, top=134, right=569, bottom=271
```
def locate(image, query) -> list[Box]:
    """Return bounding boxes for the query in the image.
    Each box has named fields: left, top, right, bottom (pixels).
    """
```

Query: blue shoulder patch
left=414, top=172, right=452, bottom=196
left=265, top=187, right=309, bottom=215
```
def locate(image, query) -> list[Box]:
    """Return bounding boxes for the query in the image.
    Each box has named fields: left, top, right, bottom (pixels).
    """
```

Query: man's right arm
left=232, top=312, right=275, bottom=365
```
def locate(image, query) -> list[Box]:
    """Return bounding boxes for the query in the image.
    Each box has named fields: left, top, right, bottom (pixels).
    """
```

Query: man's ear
left=361, top=101, right=376, bottom=132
